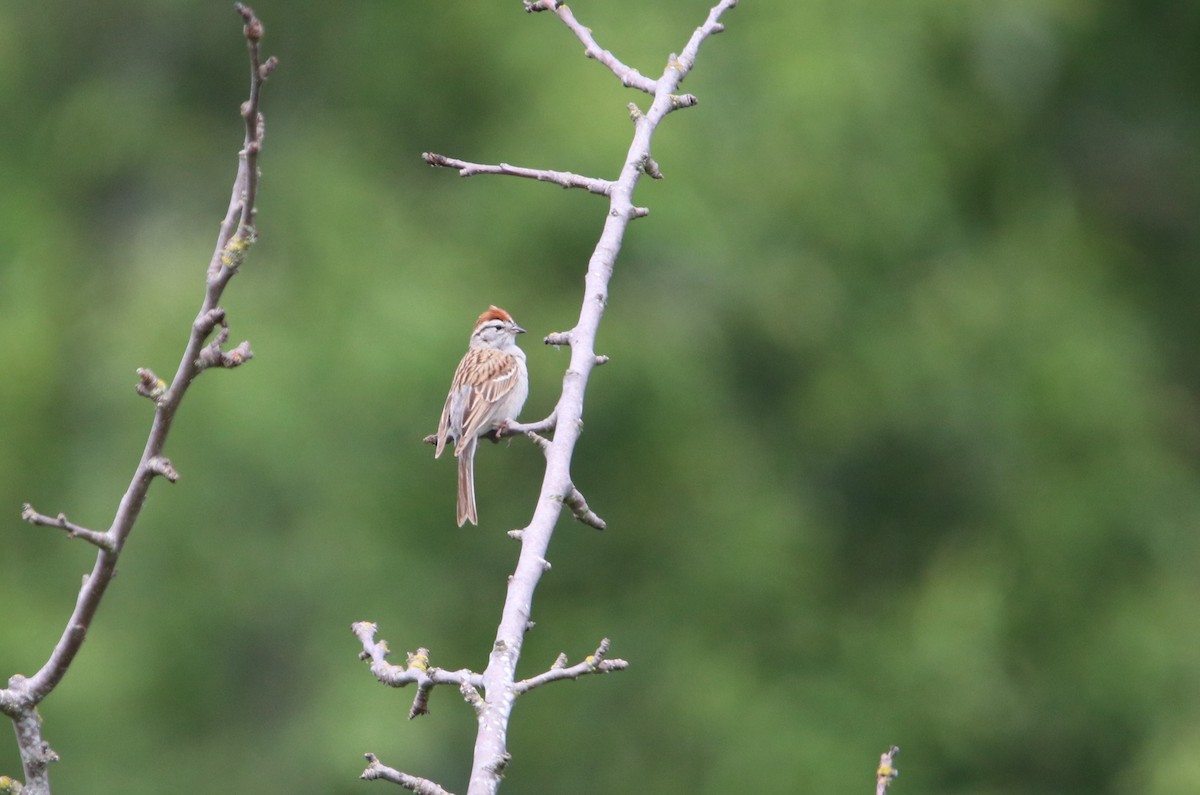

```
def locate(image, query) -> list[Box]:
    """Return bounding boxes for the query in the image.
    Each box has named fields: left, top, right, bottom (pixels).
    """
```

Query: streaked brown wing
left=452, top=348, right=522, bottom=442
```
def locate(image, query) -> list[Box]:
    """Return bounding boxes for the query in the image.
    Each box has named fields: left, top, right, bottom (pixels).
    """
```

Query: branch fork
left=355, top=625, right=626, bottom=790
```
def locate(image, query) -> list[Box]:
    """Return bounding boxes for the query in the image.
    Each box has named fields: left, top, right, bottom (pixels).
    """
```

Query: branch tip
left=406, top=648, right=430, bottom=673
left=195, top=307, right=227, bottom=335
left=671, top=93, right=699, bottom=110
left=461, top=681, right=485, bottom=715
left=422, top=151, right=450, bottom=168
left=135, top=368, right=168, bottom=402
left=565, top=485, right=606, bottom=530
left=876, top=746, right=900, bottom=795
left=146, top=456, right=179, bottom=483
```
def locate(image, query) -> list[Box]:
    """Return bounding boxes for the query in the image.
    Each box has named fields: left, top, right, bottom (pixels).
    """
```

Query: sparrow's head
left=470, top=305, right=526, bottom=349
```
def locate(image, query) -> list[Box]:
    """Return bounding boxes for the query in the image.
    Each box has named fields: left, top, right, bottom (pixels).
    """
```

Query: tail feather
left=456, top=438, right=478, bottom=526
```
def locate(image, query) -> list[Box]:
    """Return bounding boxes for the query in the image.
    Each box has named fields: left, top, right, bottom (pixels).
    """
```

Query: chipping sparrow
left=435, top=306, right=529, bottom=526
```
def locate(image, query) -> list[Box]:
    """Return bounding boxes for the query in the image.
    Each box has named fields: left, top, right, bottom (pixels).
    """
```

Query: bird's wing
left=452, top=348, right=522, bottom=445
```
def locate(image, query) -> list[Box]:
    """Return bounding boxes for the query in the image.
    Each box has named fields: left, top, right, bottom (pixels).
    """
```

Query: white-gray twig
left=422, top=152, right=613, bottom=196
left=876, top=746, right=900, bottom=795
left=523, top=0, right=658, bottom=94
left=514, top=639, right=628, bottom=694
left=352, top=622, right=484, bottom=719
left=20, top=505, right=112, bottom=551
left=362, top=754, right=455, bottom=795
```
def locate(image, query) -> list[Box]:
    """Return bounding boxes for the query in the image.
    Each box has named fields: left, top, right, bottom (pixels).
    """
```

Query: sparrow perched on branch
left=435, top=306, right=529, bottom=526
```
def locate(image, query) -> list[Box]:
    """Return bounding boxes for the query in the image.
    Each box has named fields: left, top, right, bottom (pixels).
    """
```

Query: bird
left=435, top=306, right=529, bottom=526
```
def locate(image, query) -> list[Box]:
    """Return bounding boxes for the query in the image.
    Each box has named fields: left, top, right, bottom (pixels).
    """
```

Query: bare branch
left=460, top=681, right=486, bottom=716
left=367, top=4, right=736, bottom=793
left=514, top=639, right=628, bottom=694
left=2, top=9, right=274, bottom=792
left=876, top=746, right=900, bottom=795
left=421, top=412, right=557, bottom=449
left=352, top=623, right=483, bottom=718
left=422, top=152, right=612, bottom=196
left=134, top=368, right=168, bottom=404
left=516, top=434, right=605, bottom=529
left=145, top=456, right=180, bottom=483
left=463, top=4, right=737, bottom=792
left=501, top=412, right=557, bottom=437
left=20, top=505, right=111, bottom=551
left=362, top=754, right=455, bottom=795
left=524, top=1, right=658, bottom=95
left=563, top=486, right=606, bottom=530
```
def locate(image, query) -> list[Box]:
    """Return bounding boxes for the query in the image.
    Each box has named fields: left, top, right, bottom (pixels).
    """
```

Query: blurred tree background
left=2, top=0, right=1198, bottom=793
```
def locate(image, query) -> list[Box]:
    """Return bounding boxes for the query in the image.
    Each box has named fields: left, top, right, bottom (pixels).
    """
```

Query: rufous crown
left=475, top=305, right=514, bottom=327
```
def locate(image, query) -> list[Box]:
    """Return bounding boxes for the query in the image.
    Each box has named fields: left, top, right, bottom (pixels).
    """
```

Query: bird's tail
left=456, top=438, right=478, bottom=526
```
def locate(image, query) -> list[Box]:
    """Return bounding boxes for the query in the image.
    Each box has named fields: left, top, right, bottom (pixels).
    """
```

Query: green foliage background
left=2, top=1, right=1198, bottom=792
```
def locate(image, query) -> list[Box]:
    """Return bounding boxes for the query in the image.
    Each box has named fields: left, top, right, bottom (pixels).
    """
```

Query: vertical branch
left=364, top=4, right=734, bottom=793
left=0, top=8, right=276, bottom=794
left=463, top=4, right=737, bottom=794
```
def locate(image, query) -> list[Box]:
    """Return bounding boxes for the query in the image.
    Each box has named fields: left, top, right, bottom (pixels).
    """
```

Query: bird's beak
left=513, top=324, right=526, bottom=334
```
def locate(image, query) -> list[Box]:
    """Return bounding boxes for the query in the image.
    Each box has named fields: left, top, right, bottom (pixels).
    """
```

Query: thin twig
left=20, top=505, right=111, bottom=551
left=420, top=412, right=557, bottom=448
left=352, top=623, right=483, bottom=717
left=514, top=639, right=629, bottom=694
left=422, top=153, right=612, bottom=196
left=0, top=10, right=274, bottom=794
left=523, top=0, right=658, bottom=94
left=876, top=746, right=900, bottom=795
left=362, top=754, right=455, bottom=795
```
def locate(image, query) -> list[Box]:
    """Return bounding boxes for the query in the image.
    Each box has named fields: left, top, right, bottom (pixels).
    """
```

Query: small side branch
left=876, top=746, right=900, bottom=795
left=352, top=623, right=483, bottom=718
left=196, top=322, right=255, bottom=370
left=524, top=1, right=657, bottom=95
left=134, top=368, right=168, bottom=404
left=519, top=434, right=606, bottom=530
left=421, top=412, right=557, bottom=448
left=21, top=505, right=112, bottom=551
left=362, top=754, right=455, bottom=795
left=423, top=153, right=612, bottom=196
left=502, top=413, right=558, bottom=437
left=564, top=485, right=606, bottom=530
left=514, top=639, right=628, bottom=695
